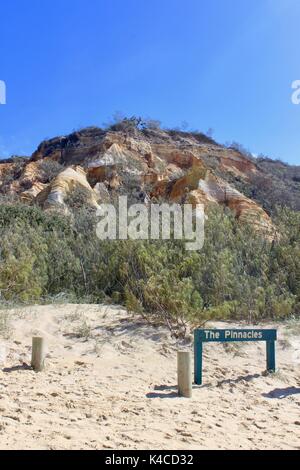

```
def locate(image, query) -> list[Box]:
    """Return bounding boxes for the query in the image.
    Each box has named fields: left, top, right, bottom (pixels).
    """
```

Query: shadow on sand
left=146, top=384, right=178, bottom=399
left=216, top=373, right=261, bottom=387
left=146, top=383, right=211, bottom=398
left=2, top=363, right=32, bottom=373
left=262, top=387, right=300, bottom=399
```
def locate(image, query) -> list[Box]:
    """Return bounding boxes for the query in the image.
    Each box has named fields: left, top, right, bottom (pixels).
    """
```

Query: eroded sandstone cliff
left=0, top=126, right=275, bottom=235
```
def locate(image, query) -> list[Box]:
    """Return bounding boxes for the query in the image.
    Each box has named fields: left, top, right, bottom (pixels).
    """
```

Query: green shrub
left=0, top=200, right=299, bottom=334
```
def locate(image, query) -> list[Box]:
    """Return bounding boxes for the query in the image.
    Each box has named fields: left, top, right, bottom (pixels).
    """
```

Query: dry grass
left=0, top=310, right=11, bottom=338
left=74, top=318, right=93, bottom=340
left=222, top=342, right=247, bottom=357
left=283, top=319, right=300, bottom=337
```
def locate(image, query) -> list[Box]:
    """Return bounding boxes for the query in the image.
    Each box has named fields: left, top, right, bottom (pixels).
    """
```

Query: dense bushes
left=0, top=201, right=299, bottom=335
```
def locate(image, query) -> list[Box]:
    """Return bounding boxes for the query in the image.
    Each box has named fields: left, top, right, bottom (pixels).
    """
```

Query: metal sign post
left=194, top=329, right=277, bottom=385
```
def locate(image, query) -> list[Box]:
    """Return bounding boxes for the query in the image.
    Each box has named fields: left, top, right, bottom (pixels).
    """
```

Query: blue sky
left=0, top=0, right=300, bottom=164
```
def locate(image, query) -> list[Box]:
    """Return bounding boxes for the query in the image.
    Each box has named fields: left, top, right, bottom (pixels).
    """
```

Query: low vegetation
left=0, top=157, right=27, bottom=193
left=0, top=310, right=10, bottom=338
left=0, top=197, right=299, bottom=337
left=221, top=144, right=300, bottom=215
left=37, top=159, right=64, bottom=184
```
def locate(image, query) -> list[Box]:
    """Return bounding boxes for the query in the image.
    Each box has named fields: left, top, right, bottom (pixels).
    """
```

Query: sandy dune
left=0, top=304, right=299, bottom=450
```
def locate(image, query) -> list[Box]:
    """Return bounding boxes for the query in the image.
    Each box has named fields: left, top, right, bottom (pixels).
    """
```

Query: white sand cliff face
left=0, top=304, right=299, bottom=450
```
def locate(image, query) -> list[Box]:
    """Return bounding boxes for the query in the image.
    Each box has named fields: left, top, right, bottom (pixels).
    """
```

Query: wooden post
left=177, top=351, right=192, bottom=398
left=31, top=337, right=46, bottom=372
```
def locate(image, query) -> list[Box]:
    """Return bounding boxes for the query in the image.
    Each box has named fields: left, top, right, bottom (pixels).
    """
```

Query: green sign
left=194, top=328, right=277, bottom=385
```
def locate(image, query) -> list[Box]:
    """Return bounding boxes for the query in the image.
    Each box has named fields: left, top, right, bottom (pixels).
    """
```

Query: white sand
left=0, top=304, right=299, bottom=450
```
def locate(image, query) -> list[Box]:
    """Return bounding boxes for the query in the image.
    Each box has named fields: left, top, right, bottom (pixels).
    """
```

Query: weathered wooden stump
left=31, top=336, right=46, bottom=372
left=177, top=351, right=192, bottom=398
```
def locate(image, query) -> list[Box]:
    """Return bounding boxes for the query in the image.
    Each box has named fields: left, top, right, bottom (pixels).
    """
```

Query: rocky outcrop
left=36, top=166, right=99, bottom=211
left=0, top=126, right=275, bottom=235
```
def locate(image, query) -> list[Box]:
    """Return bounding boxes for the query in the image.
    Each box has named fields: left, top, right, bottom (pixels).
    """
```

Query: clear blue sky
left=0, top=0, right=300, bottom=164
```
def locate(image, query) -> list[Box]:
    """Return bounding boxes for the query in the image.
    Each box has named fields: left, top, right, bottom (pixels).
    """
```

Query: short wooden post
left=31, top=337, right=46, bottom=372
left=177, top=351, right=192, bottom=398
